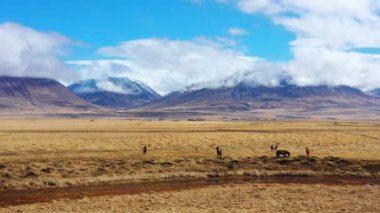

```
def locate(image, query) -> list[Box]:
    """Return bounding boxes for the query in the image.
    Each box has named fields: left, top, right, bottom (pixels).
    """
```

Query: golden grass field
left=1, top=119, right=380, bottom=160
left=0, top=118, right=379, bottom=212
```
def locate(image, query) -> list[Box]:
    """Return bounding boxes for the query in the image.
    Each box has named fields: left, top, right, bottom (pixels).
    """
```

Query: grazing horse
left=276, top=150, right=290, bottom=158
left=270, top=143, right=278, bottom=151
left=143, top=145, right=147, bottom=155
left=306, top=147, right=310, bottom=157
left=216, top=146, right=222, bottom=157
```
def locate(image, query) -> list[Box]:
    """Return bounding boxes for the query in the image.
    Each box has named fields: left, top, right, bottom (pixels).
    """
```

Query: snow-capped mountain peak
left=68, top=77, right=161, bottom=109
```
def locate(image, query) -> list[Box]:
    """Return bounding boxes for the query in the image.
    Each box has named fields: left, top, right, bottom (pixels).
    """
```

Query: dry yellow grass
left=0, top=119, right=379, bottom=212
left=3, top=183, right=379, bottom=213
left=0, top=119, right=379, bottom=161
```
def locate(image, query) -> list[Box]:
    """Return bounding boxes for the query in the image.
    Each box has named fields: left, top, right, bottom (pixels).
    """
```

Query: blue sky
left=0, top=0, right=379, bottom=94
left=0, top=0, right=294, bottom=61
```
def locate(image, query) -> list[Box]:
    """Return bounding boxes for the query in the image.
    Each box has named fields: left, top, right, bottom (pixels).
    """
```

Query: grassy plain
left=1, top=119, right=380, bottom=160
left=0, top=119, right=379, bottom=211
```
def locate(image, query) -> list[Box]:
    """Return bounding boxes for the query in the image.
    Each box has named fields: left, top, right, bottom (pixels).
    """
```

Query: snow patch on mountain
left=69, top=77, right=159, bottom=96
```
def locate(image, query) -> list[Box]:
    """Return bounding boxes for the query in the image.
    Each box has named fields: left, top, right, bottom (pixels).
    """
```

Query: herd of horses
left=142, top=144, right=311, bottom=158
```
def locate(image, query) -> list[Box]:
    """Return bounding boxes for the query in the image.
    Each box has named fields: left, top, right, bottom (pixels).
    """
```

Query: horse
left=306, top=147, right=310, bottom=157
left=276, top=150, right=290, bottom=158
left=271, top=143, right=278, bottom=151
left=216, top=146, right=222, bottom=157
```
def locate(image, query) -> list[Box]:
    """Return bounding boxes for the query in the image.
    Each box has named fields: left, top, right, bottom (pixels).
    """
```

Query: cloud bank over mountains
left=232, top=0, right=380, bottom=90
left=0, top=22, right=77, bottom=82
left=69, top=38, right=261, bottom=94
left=1, top=0, right=380, bottom=94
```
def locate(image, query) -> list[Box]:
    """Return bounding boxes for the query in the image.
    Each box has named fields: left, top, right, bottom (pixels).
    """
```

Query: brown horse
left=216, top=146, right=222, bottom=157
left=306, top=147, right=310, bottom=157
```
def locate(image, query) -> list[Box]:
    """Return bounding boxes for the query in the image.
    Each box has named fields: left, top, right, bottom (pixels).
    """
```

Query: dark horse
left=143, top=145, right=147, bottom=155
left=216, top=146, right=222, bottom=157
left=276, top=150, right=290, bottom=158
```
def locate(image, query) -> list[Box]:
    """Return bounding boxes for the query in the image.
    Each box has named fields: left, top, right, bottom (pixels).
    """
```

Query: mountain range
left=1, top=75, right=380, bottom=119
left=68, top=77, right=161, bottom=109
left=141, top=83, right=372, bottom=110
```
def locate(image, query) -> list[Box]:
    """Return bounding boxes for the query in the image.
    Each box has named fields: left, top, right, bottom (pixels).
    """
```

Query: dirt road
left=1, top=176, right=379, bottom=208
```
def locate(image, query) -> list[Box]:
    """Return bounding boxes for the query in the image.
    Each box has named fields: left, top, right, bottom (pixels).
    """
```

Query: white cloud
left=235, top=0, right=380, bottom=49
left=221, top=0, right=380, bottom=90
left=288, top=40, right=380, bottom=90
left=67, top=59, right=136, bottom=80
left=237, top=0, right=283, bottom=15
left=69, top=38, right=262, bottom=94
left=0, top=22, right=77, bottom=82
left=228, top=27, right=250, bottom=36
left=97, top=80, right=132, bottom=94
left=186, top=62, right=288, bottom=91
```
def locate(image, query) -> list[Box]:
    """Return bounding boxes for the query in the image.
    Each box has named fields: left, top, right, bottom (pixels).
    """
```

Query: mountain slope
left=137, top=82, right=380, bottom=118
left=68, top=77, right=161, bottom=109
left=371, top=88, right=380, bottom=96
left=0, top=76, right=97, bottom=113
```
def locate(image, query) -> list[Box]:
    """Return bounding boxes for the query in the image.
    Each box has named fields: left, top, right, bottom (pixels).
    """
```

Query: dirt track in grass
left=1, top=176, right=379, bottom=208
left=1, top=156, right=379, bottom=191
